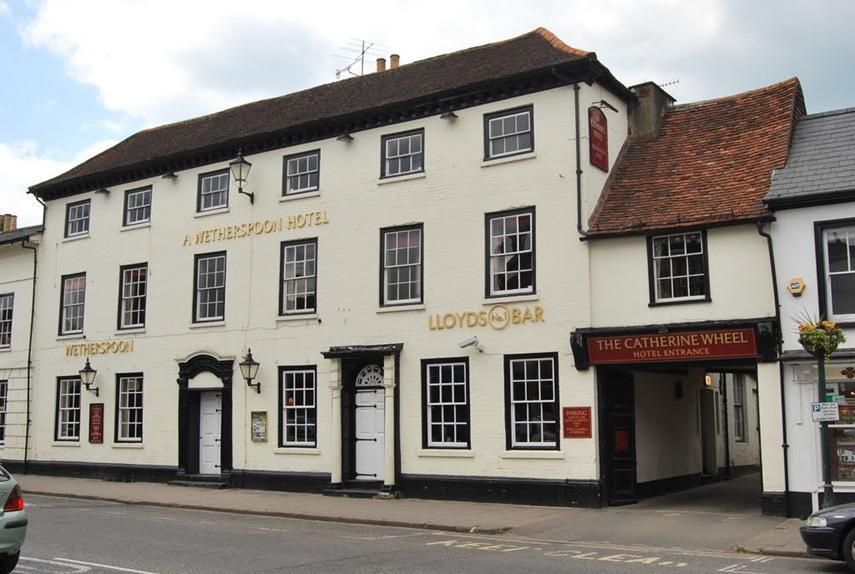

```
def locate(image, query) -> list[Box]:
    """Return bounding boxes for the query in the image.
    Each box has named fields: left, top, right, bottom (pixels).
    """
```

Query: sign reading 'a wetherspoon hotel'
left=587, top=328, right=758, bottom=364
left=182, top=211, right=330, bottom=247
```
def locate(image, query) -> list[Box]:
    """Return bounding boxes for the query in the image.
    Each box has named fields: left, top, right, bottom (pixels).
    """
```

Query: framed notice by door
left=89, top=403, right=104, bottom=444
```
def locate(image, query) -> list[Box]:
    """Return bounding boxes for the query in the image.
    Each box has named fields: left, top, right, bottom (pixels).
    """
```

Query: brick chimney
left=390, top=54, right=400, bottom=69
left=628, top=82, right=676, bottom=138
left=1, top=214, right=17, bottom=232
left=376, top=58, right=386, bottom=73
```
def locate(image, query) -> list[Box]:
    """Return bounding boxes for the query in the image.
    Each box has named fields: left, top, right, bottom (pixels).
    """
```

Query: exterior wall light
left=239, top=348, right=261, bottom=394
left=79, top=357, right=99, bottom=397
left=229, top=147, right=254, bottom=204
left=440, top=111, right=458, bottom=120
left=336, top=133, right=354, bottom=142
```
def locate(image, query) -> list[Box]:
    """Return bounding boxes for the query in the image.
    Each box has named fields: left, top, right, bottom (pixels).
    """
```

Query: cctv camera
left=458, top=336, right=479, bottom=348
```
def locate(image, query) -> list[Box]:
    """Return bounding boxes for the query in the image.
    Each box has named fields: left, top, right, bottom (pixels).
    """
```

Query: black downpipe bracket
left=758, top=221, right=790, bottom=516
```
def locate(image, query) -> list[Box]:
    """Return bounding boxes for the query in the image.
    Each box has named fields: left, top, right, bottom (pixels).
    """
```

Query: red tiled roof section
left=587, top=78, right=805, bottom=236
left=32, top=28, right=592, bottom=193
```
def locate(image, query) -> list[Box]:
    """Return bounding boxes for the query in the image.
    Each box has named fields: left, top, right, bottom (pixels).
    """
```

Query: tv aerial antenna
left=333, top=38, right=390, bottom=79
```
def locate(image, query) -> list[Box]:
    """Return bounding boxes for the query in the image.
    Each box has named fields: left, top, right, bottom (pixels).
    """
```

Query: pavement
left=16, top=471, right=810, bottom=559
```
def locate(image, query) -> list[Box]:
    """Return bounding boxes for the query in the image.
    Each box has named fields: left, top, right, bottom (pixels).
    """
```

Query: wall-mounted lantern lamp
left=229, top=148, right=253, bottom=204
left=239, top=348, right=261, bottom=394
left=79, top=358, right=99, bottom=397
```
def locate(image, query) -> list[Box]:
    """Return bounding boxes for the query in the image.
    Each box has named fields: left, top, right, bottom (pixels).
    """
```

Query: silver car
left=0, top=466, right=26, bottom=573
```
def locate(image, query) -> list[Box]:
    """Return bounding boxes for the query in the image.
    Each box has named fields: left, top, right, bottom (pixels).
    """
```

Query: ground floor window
left=422, top=358, right=470, bottom=448
left=733, top=374, right=746, bottom=442
left=279, top=366, right=316, bottom=447
left=0, top=380, right=6, bottom=443
left=116, top=374, right=143, bottom=442
left=504, top=353, right=559, bottom=449
left=56, top=377, right=81, bottom=441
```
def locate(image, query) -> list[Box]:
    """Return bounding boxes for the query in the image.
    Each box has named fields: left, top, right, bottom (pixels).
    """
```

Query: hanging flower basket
left=798, top=318, right=846, bottom=358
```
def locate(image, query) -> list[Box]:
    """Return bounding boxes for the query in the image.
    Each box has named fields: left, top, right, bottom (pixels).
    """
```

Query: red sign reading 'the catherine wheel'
left=589, top=107, right=609, bottom=172
left=587, top=328, right=758, bottom=365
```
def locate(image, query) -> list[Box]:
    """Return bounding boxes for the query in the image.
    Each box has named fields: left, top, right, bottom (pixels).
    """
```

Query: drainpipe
left=758, top=221, right=790, bottom=516
left=20, top=239, right=37, bottom=474
left=551, top=68, right=586, bottom=237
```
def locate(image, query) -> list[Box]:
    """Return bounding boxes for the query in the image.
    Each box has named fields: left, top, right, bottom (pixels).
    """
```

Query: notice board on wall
left=89, top=403, right=104, bottom=444
left=563, top=406, right=592, bottom=438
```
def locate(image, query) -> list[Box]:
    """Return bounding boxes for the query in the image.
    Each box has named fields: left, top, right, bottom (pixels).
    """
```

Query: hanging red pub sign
left=587, top=327, right=758, bottom=364
left=589, top=107, right=609, bottom=172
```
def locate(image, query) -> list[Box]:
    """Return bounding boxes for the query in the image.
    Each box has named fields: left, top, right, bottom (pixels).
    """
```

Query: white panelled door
left=354, top=364, right=385, bottom=481
left=199, top=391, right=222, bottom=475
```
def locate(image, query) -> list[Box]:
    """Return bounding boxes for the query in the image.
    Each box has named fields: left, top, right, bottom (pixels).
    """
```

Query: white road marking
left=53, top=558, right=162, bottom=574
left=718, top=564, right=772, bottom=574
left=20, top=557, right=91, bottom=572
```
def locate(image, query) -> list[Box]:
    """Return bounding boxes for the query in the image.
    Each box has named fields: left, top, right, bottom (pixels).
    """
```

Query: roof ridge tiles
left=671, top=77, right=800, bottom=111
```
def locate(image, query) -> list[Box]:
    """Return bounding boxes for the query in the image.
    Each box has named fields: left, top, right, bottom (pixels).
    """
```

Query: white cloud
left=0, top=139, right=116, bottom=227
left=0, top=2, right=9, bottom=16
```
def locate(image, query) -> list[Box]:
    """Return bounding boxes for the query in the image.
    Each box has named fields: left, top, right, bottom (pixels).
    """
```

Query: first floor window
left=484, top=106, right=533, bottom=160
left=382, top=225, right=422, bottom=305
left=487, top=209, right=534, bottom=297
left=124, top=186, right=152, bottom=225
left=60, top=273, right=86, bottom=335
left=284, top=151, right=320, bottom=194
left=650, top=231, right=707, bottom=302
left=0, top=380, right=7, bottom=444
left=0, top=294, right=12, bottom=348
left=824, top=226, right=855, bottom=319
left=422, top=359, right=470, bottom=448
left=280, top=367, right=316, bottom=447
left=194, top=252, right=226, bottom=322
left=505, top=353, right=559, bottom=449
left=382, top=130, right=424, bottom=177
left=116, top=374, right=143, bottom=442
left=197, top=170, right=229, bottom=212
left=119, top=264, right=148, bottom=329
left=733, top=375, right=746, bottom=442
left=56, top=377, right=81, bottom=441
left=65, top=199, right=90, bottom=237
left=281, top=240, right=317, bottom=314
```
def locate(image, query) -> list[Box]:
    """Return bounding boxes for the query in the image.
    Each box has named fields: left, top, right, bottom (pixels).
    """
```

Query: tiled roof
left=31, top=28, right=623, bottom=199
left=0, top=225, right=43, bottom=246
left=587, top=78, right=805, bottom=237
left=765, top=107, right=855, bottom=207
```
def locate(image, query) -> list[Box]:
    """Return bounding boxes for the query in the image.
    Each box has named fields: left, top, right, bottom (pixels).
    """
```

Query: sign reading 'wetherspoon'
left=66, top=339, right=135, bottom=356
left=182, top=210, right=330, bottom=247
left=587, top=328, right=757, bottom=364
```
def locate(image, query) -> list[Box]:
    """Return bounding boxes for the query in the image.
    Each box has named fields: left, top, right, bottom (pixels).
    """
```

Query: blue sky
left=3, top=0, right=854, bottom=226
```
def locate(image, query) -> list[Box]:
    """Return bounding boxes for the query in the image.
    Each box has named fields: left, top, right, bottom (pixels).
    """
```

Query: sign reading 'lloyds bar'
left=587, top=328, right=757, bottom=364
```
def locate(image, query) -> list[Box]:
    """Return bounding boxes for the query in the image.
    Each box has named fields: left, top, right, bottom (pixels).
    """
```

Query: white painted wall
left=25, top=83, right=629, bottom=483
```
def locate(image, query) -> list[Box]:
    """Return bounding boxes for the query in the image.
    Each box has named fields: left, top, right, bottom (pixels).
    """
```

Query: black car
left=801, top=503, right=855, bottom=570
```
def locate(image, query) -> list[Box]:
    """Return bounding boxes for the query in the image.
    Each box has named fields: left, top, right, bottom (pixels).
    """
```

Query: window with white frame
left=382, top=225, right=422, bottom=305
left=0, top=380, right=7, bottom=444
left=116, top=374, right=143, bottom=442
left=0, top=294, right=12, bottom=348
left=284, top=151, right=320, bottom=195
left=65, top=199, right=90, bottom=237
left=506, top=354, right=559, bottom=449
left=194, top=253, right=226, bottom=322
left=650, top=231, right=707, bottom=302
left=56, top=377, right=81, bottom=441
left=382, top=130, right=424, bottom=177
left=733, top=374, right=746, bottom=442
left=197, top=170, right=229, bottom=212
left=119, top=264, right=147, bottom=329
left=124, top=187, right=152, bottom=226
left=280, top=367, right=316, bottom=447
left=484, top=106, right=533, bottom=160
left=823, top=226, right=855, bottom=319
left=487, top=209, right=534, bottom=297
left=423, top=359, right=470, bottom=448
left=281, top=240, right=317, bottom=314
left=60, top=273, right=86, bottom=335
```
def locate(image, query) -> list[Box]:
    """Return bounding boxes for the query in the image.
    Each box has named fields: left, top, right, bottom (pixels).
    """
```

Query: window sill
left=194, top=207, right=230, bottom=219
left=57, top=333, right=85, bottom=341
left=274, top=447, right=320, bottom=455
left=377, top=304, right=425, bottom=314
left=481, top=151, right=536, bottom=167
left=500, top=450, right=563, bottom=460
left=648, top=297, right=711, bottom=307
left=482, top=294, right=538, bottom=305
left=51, top=441, right=80, bottom=447
left=0, top=347, right=10, bottom=353
left=189, top=321, right=225, bottom=329
left=280, top=190, right=321, bottom=202
left=277, top=313, right=319, bottom=323
left=116, top=328, right=145, bottom=335
left=120, top=222, right=151, bottom=232
left=112, top=442, right=144, bottom=449
left=417, top=449, right=474, bottom=458
left=62, top=233, right=90, bottom=243
left=377, top=172, right=426, bottom=186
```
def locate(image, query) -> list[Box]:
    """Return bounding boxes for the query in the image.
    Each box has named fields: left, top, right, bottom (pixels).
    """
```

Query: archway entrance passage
left=176, top=354, right=234, bottom=479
